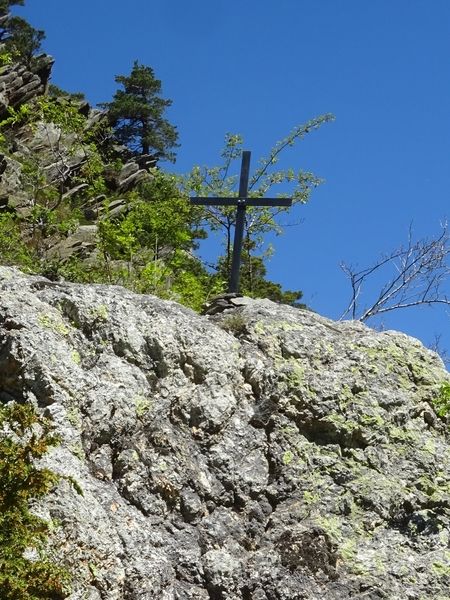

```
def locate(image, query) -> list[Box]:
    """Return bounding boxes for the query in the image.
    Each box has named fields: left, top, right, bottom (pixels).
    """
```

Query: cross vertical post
left=190, top=150, right=292, bottom=294
left=229, top=150, right=251, bottom=293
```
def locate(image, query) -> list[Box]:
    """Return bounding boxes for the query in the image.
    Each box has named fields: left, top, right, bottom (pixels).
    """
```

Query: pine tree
left=0, top=0, right=45, bottom=67
left=0, top=0, right=24, bottom=20
left=102, top=61, right=179, bottom=162
left=4, top=16, right=45, bottom=65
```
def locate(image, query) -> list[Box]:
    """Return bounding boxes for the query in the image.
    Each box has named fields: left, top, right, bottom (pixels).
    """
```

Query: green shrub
left=219, top=312, right=247, bottom=336
left=0, top=403, right=70, bottom=599
left=35, top=96, right=86, bottom=135
left=1, top=103, right=32, bottom=128
left=433, top=382, right=450, bottom=418
left=0, top=213, right=36, bottom=270
left=0, top=49, right=13, bottom=66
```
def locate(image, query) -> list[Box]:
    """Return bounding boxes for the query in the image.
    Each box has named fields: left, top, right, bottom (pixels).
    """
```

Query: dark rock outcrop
left=1, top=267, right=449, bottom=599
left=0, top=54, right=54, bottom=115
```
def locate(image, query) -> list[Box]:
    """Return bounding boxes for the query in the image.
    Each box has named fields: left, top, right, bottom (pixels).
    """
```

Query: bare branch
left=340, top=224, right=450, bottom=322
left=428, top=333, right=450, bottom=367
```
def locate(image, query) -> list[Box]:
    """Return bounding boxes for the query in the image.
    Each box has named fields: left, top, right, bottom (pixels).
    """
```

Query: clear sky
left=17, top=0, right=450, bottom=357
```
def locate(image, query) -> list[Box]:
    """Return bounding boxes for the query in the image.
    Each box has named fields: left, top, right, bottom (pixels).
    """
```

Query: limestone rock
left=0, top=119, right=89, bottom=212
left=0, top=267, right=449, bottom=599
left=47, top=225, right=98, bottom=261
left=116, top=159, right=153, bottom=193
left=0, top=153, right=27, bottom=210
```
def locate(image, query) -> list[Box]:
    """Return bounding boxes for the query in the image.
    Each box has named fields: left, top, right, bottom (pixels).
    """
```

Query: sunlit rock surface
left=0, top=267, right=449, bottom=600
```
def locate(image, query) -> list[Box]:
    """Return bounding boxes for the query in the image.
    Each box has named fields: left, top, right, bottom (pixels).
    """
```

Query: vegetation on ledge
left=0, top=1, right=331, bottom=312
left=0, top=403, right=70, bottom=599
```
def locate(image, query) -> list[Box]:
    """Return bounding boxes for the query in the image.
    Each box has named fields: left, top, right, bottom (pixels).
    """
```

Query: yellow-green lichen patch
left=280, top=358, right=305, bottom=388
left=134, top=395, right=153, bottom=417
left=303, top=490, right=320, bottom=505
left=358, top=412, right=384, bottom=428
left=38, top=312, right=70, bottom=336
left=356, top=340, right=442, bottom=396
left=339, top=537, right=359, bottom=562
left=66, top=406, right=82, bottom=428
left=282, top=450, right=295, bottom=465
left=321, top=413, right=361, bottom=436
left=71, top=350, right=81, bottom=364
left=251, top=320, right=304, bottom=359
left=315, top=515, right=343, bottom=543
left=348, top=469, right=408, bottom=517
left=387, top=425, right=420, bottom=443
left=414, top=474, right=450, bottom=504
left=69, top=440, right=85, bottom=461
left=90, top=303, right=109, bottom=321
left=278, top=445, right=309, bottom=472
left=431, top=553, right=450, bottom=577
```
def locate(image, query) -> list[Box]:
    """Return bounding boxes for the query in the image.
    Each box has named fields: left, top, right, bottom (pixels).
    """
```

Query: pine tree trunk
left=141, top=118, right=149, bottom=155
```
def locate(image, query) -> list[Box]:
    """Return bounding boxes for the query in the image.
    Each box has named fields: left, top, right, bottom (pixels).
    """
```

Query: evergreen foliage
left=0, top=0, right=23, bottom=19
left=0, top=1, right=45, bottom=67
left=215, top=251, right=304, bottom=306
left=48, top=84, right=85, bottom=101
left=101, top=61, right=179, bottom=162
left=0, top=403, right=70, bottom=598
left=3, top=15, right=45, bottom=65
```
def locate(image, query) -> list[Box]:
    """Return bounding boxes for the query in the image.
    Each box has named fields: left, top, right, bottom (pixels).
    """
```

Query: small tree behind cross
left=191, top=151, right=292, bottom=293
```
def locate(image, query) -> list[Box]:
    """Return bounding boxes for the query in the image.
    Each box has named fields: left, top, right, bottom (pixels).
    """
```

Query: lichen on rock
left=0, top=266, right=449, bottom=599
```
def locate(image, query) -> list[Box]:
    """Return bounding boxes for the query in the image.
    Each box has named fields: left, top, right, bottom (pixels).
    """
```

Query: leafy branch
left=184, top=115, right=334, bottom=287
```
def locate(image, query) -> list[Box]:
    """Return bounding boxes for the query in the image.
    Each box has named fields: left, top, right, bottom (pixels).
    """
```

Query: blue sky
left=17, top=0, right=450, bottom=356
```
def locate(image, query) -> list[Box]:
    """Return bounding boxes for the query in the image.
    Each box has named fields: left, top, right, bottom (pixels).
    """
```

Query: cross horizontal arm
left=190, top=197, right=241, bottom=206
left=190, top=197, right=292, bottom=207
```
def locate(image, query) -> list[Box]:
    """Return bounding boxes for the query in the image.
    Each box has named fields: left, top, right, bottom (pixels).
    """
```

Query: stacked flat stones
left=202, top=292, right=254, bottom=315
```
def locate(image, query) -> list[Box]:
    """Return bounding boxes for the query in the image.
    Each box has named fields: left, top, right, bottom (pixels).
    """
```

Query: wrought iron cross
left=190, top=151, right=292, bottom=293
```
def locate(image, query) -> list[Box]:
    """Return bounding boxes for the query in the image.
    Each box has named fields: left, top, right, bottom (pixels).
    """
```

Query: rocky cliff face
left=0, top=53, right=157, bottom=265
left=1, top=267, right=450, bottom=600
